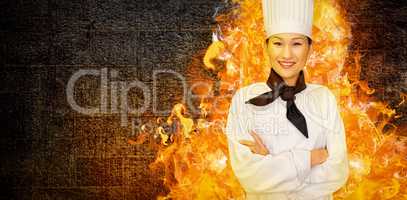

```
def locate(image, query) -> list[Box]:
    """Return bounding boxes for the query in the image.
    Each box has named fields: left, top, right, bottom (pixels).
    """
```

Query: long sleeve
left=225, top=90, right=312, bottom=194
left=288, top=88, right=349, bottom=199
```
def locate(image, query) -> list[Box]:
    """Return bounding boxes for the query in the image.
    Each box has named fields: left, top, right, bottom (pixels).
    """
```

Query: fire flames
left=130, top=0, right=407, bottom=199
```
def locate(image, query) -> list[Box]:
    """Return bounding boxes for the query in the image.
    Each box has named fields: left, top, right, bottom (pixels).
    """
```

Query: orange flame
left=130, top=0, right=407, bottom=199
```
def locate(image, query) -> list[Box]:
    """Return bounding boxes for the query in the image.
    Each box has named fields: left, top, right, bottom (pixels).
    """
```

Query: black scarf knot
left=280, top=85, right=296, bottom=101
left=245, top=68, right=309, bottom=138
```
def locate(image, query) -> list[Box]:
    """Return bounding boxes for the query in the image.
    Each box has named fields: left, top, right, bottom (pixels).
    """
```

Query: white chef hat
left=262, top=0, right=314, bottom=39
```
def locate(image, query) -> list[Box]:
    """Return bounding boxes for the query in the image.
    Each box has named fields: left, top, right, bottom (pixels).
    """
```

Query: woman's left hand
left=239, top=130, right=270, bottom=156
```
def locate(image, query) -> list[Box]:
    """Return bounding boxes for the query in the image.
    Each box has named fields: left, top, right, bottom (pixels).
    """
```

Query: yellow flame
left=130, top=0, right=407, bottom=199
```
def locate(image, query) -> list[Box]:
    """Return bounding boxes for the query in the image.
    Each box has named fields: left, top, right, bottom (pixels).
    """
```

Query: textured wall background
left=0, top=0, right=406, bottom=199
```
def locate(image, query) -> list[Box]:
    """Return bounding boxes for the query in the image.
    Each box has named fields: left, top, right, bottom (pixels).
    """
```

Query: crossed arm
left=225, top=89, right=349, bottom=198
left=239, top=130, right=328, bottom=167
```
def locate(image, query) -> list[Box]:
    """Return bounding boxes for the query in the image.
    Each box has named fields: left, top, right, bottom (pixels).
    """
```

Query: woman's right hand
left=311, top=148, right=328, bottom=167
left=239, top=130, right=270, bottom=156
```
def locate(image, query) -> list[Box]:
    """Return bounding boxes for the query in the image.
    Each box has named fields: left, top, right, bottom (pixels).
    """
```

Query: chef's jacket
left=225, top=82, right=349, bottom=200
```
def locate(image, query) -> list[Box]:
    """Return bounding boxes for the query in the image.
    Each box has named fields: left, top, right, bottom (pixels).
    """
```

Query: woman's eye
left=293, top=42, right=303, bottom=46
left=273, top=42, right=282, bottom=46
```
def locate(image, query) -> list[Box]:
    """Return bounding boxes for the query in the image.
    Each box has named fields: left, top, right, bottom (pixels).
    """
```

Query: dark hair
left=266, top=36, right=313, bottom=45
left=306, top=36, right=312, bottom=45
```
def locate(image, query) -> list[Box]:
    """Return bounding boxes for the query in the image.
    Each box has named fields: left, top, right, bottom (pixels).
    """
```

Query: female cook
left=225, top=0, right=349, bottom=199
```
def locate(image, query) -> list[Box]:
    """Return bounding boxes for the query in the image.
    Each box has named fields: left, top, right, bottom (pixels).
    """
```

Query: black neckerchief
left=245, top=68, right=309, bottom=138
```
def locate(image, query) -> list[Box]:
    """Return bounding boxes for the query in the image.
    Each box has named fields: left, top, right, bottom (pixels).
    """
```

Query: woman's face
left=266, top=33, right=312, bottom=86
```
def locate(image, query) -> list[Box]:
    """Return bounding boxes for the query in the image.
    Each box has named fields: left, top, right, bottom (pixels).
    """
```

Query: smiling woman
left=266, top=33, right=313, bottom=86
left=224, top=0, right=350, bottom=199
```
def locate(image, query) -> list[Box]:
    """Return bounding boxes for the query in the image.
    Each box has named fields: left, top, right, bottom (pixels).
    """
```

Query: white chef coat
left=225, top=82, right=349, bottom=200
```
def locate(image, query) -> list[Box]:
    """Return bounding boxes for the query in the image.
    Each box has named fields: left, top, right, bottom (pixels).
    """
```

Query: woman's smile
left=278, top=60, right=296, bottom=69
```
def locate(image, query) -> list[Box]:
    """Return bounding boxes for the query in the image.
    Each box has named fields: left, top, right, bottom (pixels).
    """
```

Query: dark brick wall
left=0, top=0, right=406, bottom=199
left=341, top=0, right=407, bottom=127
